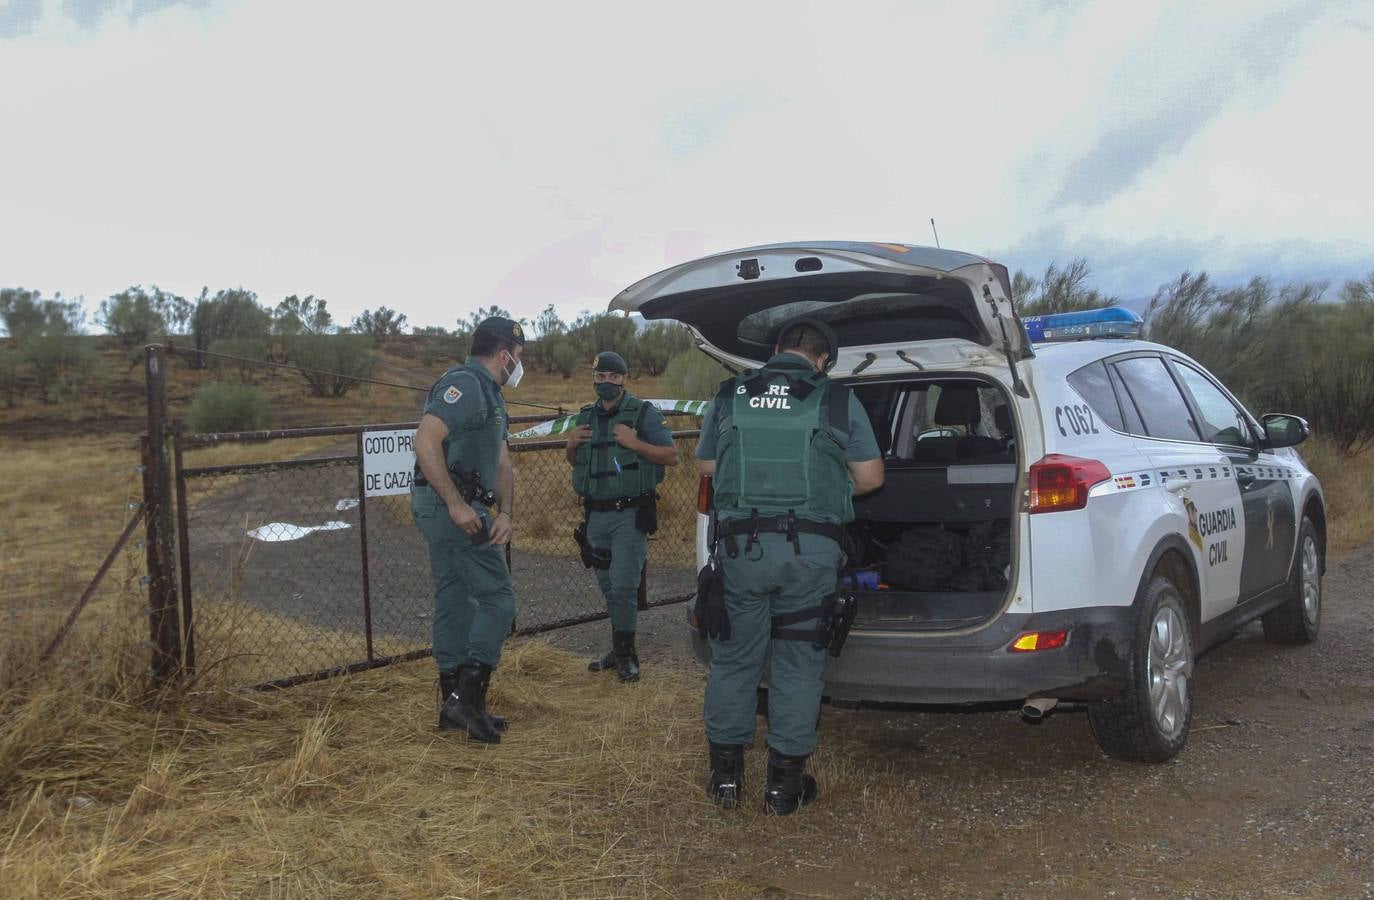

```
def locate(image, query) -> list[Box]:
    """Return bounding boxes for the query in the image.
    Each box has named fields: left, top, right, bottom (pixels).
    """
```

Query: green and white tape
left=509, top=399, right=709, bottom=440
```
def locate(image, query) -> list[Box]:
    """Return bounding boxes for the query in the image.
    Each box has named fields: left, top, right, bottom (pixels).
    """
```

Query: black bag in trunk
left=883, top=526, right=962, bottom=591
left=951, top=520, right=1012, bottom=591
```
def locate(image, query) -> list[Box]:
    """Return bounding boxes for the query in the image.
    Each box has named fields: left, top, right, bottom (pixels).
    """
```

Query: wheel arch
left=1301, top=491, right=1327, bottom=575
left=1135, top=534, right=1201, bottom=641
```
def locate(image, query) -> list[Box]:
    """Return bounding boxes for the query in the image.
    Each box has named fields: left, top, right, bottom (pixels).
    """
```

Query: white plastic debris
left=246, top=521, right=351, bottom=543
left=335, top=498, right=360, bottom=512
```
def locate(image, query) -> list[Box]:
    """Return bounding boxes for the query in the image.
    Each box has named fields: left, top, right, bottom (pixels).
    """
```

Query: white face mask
left=502, top=353, right=524, bottom=388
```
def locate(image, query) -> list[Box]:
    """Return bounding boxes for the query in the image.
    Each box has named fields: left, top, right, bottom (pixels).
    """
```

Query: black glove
left=695, top=557, right=730, bottom=641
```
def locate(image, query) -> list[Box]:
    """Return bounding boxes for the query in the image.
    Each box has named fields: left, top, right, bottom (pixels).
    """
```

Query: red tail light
left=697, top=475, right=713, bottom=514
left=1028, top=454, right=1111, bottom=513
left=1009, top=629, right=1069, bottom=652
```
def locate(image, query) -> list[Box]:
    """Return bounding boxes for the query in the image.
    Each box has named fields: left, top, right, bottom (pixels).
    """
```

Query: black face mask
left=595, top=382, right=622, bottom=401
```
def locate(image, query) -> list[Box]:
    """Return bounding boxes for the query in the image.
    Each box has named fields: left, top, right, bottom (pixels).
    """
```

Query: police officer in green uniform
left=694, top=320, right=884, bottom=814
left=566, top=350, right=678, bottom=682
left=411, top=316, right=525, bottom=745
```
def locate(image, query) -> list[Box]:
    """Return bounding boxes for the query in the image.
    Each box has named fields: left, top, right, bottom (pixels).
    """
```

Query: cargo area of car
left=844, top=376, right=1019, bottom=632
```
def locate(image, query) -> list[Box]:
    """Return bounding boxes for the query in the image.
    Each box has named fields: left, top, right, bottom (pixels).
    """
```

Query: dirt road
left=547, top=543, right=1374, bottom=898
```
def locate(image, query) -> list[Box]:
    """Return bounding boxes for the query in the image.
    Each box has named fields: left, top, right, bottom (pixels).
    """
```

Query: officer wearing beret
left=411, top=316, right=525, bottom=744
left=694, top=320, right=884, bottom=814
left=565, top=350, right=679, bottom=681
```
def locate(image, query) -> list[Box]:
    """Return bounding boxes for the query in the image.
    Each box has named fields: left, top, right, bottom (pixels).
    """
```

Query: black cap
left=474, top=316, right=525, bottom=345
left=592, top=350, right=628, bottom=374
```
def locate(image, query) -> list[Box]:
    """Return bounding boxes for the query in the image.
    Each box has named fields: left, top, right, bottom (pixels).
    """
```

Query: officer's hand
left=488, top=511, right=513, bottom=545
left=448, top=501, right=482, bottom=536
left=612, top=423, right=638, bottom=448
left=566, top=425, right=593, bottom=449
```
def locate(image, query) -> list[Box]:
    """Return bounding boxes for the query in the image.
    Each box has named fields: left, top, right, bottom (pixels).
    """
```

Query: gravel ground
left=539, top=542, right=1374, bottom=898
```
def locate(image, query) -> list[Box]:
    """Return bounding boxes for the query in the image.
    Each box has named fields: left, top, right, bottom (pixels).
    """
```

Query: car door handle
left=1236, top=471, right=1256, bottom=487
left=1166, top=480, right=1190, bottom=494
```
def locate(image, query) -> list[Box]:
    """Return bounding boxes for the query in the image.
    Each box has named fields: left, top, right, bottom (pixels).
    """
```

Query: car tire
left=1261, top=516, right=1321, bottom=644
left=1088, top=574, right=1194, bottom=763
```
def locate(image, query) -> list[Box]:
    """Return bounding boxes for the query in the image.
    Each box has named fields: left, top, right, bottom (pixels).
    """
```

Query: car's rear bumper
left=686, top=603, right=1134, bottom=705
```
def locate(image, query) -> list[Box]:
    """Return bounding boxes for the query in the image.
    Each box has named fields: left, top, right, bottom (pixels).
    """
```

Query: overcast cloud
left=2, top=0, right=1371, bottom=328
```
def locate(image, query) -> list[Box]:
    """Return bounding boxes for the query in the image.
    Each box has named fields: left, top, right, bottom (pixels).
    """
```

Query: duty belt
left=583, top=493, right=655, bottom=513
left=716, top=511, right=846, bottom=556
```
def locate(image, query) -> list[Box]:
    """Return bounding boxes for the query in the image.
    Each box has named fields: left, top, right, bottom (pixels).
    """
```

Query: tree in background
left=351, top=306, right=408, bottom=339
left=96, top=285, right=191, bottom=344
left=273, top=295, right=334, bottom=335
left=289, top=334, right=379, bottom=397
left=632, top=322, right=695, bottom=376
left=660, top=348, right=728, bottom=400
left=1145, top=272, right=1320, bottom=407
left=0, top=288, right=54, bottom=338
left=191, top=288, right=272, bottom=369
left=1013, top=258, right=1118, bottom=316
left=0, top=289, right=95, bottom=403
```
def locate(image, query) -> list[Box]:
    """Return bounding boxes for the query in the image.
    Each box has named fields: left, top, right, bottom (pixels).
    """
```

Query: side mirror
left=1261, top=413, right=1309, bottom=449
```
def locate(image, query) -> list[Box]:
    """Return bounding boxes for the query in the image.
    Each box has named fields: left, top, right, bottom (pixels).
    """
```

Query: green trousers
left=586, top=508, right=647, bottom=633
left=704, top=531, right=841, bottom=757
left=411, top=486, right=517, bottom=671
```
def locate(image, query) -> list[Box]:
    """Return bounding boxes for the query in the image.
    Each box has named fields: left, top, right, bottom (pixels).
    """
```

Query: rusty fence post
left=172, top=423, right=196, bottom=673
left=143, top=344, right=182, bottom=685
left=355, top=430, right=375, bottom=662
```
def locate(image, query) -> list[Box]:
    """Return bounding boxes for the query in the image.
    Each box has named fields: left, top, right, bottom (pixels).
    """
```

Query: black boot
left=706, top=742, right=745, bottom=809
left=438, top=662, right=501, bottom=744
left=587, top=647, right=616, bottom=672
left=763, top=749, right=818, bottom=815
left=612, top=630, right=640, bottom=683
left=438, top=666, right=507, bottom=732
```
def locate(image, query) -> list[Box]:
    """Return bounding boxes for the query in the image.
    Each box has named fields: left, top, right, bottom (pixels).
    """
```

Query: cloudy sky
left=2, top=0, right=1372, bottom=330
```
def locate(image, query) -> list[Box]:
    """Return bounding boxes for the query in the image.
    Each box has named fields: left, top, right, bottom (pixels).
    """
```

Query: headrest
left=994, top=405, right=1011, bottom=435
left=934, top=387, right=980, bottom=426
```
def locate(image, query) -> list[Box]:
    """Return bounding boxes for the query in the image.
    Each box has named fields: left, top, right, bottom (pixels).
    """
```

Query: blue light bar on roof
left=1022, top=306, right=1144, bottom=343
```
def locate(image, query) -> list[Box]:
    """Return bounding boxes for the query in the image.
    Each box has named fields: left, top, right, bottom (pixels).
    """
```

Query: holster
left=825, top=591, right=858, bottom=657
left=770, top=588, right=858, bottom=658
left=634, top=494, right=659, bottom=535
left=573, top=521, right=611, bottom=570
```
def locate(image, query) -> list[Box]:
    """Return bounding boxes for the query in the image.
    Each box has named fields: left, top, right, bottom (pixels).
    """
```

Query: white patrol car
left=610, top=241, right=1325, bottom=763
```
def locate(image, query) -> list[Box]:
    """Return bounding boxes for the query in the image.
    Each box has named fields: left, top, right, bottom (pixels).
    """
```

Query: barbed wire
left=158, top=343, right=566, bottom=412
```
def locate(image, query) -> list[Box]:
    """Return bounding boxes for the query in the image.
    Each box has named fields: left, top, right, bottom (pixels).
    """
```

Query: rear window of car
left=1112, top=356, right=1200, bottom=442
left=1066, top=361, right=1126, bottom=432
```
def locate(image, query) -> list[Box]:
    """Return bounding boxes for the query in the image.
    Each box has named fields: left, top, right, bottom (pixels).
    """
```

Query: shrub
left=20, top=334, right=96, bottom=403
left=1275, top=355, right=1374, bottom=457
left=207, top=338, right=270, bottom=382
left=288, top=334, right=378, bottom=397
left=632, top=322, right=695, bottom=376
left=97, top=288, right=167, bottom=346
left=660, top=349, right=729, bottom=401
left=0, top=347, right=22, bottom=406
left=190, top=289, right=271, bottom=369
left=188, top=382, right=272, bottom=433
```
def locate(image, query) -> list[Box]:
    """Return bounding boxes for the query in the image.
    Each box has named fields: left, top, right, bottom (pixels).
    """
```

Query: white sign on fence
left=361, top=429, right=417, bottom=497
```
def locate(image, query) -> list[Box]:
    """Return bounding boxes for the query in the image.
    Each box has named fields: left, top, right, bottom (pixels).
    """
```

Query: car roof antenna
left=930, top=218, right=941, bottom=249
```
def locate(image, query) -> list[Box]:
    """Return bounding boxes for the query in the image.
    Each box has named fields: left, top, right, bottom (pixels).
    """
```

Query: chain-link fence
left=176, top=420, right=701, bottom=687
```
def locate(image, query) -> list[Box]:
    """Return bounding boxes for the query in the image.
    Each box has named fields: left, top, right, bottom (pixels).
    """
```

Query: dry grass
left=0, top=593, right=883, bottom=898
left=1298, top=436, right=1374, bottom=558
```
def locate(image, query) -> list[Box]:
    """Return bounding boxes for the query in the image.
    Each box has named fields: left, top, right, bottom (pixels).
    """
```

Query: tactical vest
left=416, top=361, right=506, bottom=493
left=571, top=395, right=666, bottom=500
left=711, top=362, right=853, bottom=525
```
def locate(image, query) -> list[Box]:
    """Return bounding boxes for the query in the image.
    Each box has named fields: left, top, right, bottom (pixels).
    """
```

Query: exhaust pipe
left=1021, top=697, right=1059, bottom=722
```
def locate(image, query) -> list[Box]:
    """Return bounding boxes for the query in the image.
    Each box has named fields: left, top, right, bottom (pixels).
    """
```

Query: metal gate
left=171, top=420, right=701, bottom=688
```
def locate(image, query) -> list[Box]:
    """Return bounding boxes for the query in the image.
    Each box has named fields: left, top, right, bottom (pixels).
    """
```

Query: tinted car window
left=1066, top=361, right=1126, bottom=431
left=1112, top=356, right=1200, bottom=442
left=1173, top=363, right=1255, bottom=448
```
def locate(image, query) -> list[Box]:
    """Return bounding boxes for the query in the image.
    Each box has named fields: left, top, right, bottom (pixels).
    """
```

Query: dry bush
left=1297, top=437, right=1374, bottom=558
